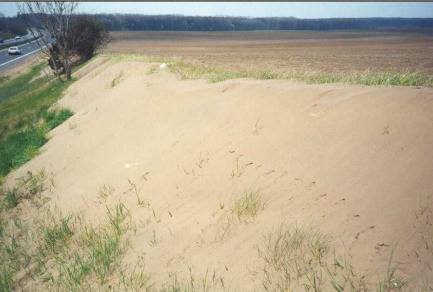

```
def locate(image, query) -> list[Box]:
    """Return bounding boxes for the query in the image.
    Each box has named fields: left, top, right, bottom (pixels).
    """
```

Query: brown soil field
left=105, top=31, right=433, bottom=75
left=4, top=56, right=433, bottom=290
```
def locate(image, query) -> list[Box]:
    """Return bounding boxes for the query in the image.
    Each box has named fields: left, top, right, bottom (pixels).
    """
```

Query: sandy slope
left=6, top=57, right=433, bottom=290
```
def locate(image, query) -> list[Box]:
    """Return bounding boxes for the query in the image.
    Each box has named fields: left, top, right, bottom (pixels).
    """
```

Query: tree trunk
left=65, top=61, right=72, bottom=80
left=50, top=55, right=62, bottom=80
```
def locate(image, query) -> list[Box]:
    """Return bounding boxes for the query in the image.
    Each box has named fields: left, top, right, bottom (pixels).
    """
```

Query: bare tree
left=18, top=1, right=78, bottom=80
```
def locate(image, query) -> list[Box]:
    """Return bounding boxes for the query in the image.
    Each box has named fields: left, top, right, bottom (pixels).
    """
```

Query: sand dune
left=6, top=57, right=433, bottom=290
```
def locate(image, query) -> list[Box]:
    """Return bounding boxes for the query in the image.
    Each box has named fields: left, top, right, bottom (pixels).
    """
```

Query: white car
left=8, top=47, right=21, bottom=55
left=15, top=36, right=22, bottom=40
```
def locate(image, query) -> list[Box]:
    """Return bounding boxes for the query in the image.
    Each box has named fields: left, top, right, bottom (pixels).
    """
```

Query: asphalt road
left=0, top=30, right=32, bottom=45
left=0, top=39, right=44, bottom=73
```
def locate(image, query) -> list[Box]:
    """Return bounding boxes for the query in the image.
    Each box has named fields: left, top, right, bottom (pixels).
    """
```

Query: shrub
left=70, top=16, right=110, bottom=61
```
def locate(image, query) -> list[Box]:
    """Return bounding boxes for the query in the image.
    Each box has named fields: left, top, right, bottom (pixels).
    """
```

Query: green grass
left=0, top=63, right=73, bottom=139
left=45, top=203, right=130, bottom=290
left=0, top=63, right=74, bottom=177
left=0, top=127, right=47, bottom=176
left=40, top=215, right=75, bottom=254
left=0, top=171, right=132, bottom=291
left=0, top=108, right=73, bottom=177
left=0, top=63, right=45, bottom=103
left=42, top=108, right=74, bottom=130
left=0, top=76, right=9, bottom=85
left=3, top=188, right=20, bottom=209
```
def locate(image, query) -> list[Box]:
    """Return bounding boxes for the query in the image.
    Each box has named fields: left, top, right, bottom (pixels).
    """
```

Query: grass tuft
left=40, top=214, right=75, bottom=254
left=55, top=203, right=130, bottom=289
left=231, top=190, right=264, bottom=221
left=162, top=267, right=225, bottom=292
left=42, top=108, right=74, bottom=130
left=1, top=170, right=47, bottom=210
left=110, top=71, right=123, bottom=88
left=98, top=184, right=114, bottom=202
left=259, top=224, right=368, bottom=291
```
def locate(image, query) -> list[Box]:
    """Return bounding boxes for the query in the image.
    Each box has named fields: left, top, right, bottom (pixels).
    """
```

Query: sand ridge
left=6, top=57, right=433, bottom=290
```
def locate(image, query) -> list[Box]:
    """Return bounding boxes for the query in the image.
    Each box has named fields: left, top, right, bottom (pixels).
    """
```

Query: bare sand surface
left=6, top=57, right=433, bottom=290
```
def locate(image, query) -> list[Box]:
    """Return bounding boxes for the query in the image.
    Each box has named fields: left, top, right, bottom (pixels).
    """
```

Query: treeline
left=0, top=15, right=27, bottom=38
left=96, top=14, right=433, bottom=31
left=3, top=14, right=433, bottom=33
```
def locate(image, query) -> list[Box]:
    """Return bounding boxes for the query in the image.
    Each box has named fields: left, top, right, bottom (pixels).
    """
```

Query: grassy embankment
left=0, top=63, right=73, bottom=179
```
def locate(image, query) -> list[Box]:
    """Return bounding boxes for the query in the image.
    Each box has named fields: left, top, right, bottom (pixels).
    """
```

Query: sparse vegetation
left=377, top=247, right=406, bottom=291
left=168, top=60, right=433, bottom=87
left=161, top=267, right=225, bottom=292
left=212, top=190, right=265, bottom=241
left=0, top=172, right=133, bottom=291
left=39, top=213, right=75, bottom=254
left=0, top=169, right=413, bottom=291
left=231, top=190, right=264, bottom=221
left=118, top=255, right=151, bottom=291
left=149, top=230, right=159, bottom=247
left=104, top=53, right=433, bottom=87
left=127, top=179, right=147, bottom=207
left=1, top=170, right=47, bottom=209
left=98, top=184, right=115, bottom=202
left=146, top=64, right=159, bottom=75
left=258, top=224, right=386, bottom=291
left=111, top=71, right=123, bottom=88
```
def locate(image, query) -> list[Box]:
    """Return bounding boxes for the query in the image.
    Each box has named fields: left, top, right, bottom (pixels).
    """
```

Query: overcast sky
left=1, top=2, right=433, bottom=18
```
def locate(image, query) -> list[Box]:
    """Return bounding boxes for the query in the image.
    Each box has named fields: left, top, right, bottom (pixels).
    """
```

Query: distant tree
left=69, top=15, right=110, bottom=60
left=7, top=18, right=27, bottom=35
